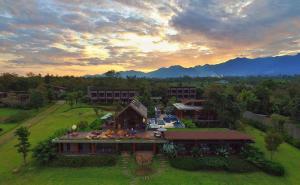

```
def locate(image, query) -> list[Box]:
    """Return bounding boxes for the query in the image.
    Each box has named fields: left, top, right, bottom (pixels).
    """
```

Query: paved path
left=157, top=154, right=168, bottom=174
left=0, top=101, right=64, bottom=146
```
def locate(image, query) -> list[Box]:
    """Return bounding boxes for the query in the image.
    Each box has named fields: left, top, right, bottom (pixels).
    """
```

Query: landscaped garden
left=1, top=103, right=300, bottom=185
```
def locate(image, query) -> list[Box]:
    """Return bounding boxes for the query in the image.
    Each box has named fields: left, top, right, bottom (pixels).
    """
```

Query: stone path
left=157, top=154, right=168, bottom=174
left=120, top=153, right=139, bottom=185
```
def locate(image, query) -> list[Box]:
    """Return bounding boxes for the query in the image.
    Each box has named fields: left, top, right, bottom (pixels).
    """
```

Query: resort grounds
left=0, top=102, right=300, bottom=185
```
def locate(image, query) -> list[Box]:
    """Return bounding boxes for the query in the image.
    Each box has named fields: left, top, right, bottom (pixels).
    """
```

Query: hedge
left=241, top=145, right=285, bottom=176
left=51, top=155, right=117, bottom=167
left=170, top=157, right=227, bottom=171
left=169, top=156, right=256, bottom=172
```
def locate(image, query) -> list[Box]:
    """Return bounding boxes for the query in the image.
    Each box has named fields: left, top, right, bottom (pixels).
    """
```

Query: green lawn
left=0, top=108, right=38, bottom=135
left=1, top=105, right=300, bottom=185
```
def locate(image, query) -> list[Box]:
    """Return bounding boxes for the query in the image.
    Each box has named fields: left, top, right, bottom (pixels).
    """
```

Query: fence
left=243, top=111, right=300, bottom=140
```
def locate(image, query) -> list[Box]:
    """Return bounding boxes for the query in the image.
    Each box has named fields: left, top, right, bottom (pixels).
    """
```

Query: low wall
left=243, top=111, right=300, bottom=140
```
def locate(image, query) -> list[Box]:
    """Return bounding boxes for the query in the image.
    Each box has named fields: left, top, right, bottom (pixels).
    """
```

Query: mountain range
left=89, top=53, right=300, bottom=78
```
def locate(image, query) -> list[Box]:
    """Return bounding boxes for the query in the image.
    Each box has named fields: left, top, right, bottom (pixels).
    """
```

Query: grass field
left=1, top=104, right=300, bottom=185
left=0, top=107, right=41, bottom=135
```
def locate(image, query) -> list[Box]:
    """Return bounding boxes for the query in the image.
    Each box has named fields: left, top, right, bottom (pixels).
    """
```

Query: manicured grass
left=1, top=106, right=300, bottom=185
left=0, top=108, right=40, bottom=135
left=0, top=108, right=20, bottom=117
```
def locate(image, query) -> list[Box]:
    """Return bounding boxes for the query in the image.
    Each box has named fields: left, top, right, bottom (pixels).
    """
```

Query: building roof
left=88, top=86, right=137, bottom=91
left=100, top=113, right=113, bottom=120
left=117, top=99, right=147, bottom=118
left=169, top=86, right=196, bottom=89
left=164, top=130, right=253, bottom=141
left=173, top=103, right=203, bottom=111
left=53, top=130, right=166, bottom=144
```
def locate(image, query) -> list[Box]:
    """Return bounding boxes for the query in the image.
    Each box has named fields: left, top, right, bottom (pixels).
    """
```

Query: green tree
left=254, top=85, right=271, bottom=114
left=204, top=85, right=241, bottom=129
left=265, top=131, right=283, bottom=160
left=270, top=114, right=288, bottom=134
left=289, top=96, right=300, bottom=122
left=66, top=92, right=75, bottom=107
left=93, top=106, right=100, bottom=116
left=238, top=89, right=258, bottom=111
left=29, top=90, right=44, bottom=109
left=14, top=127, right=31, bottom=165
left=182, top=119, right=196, bottom=128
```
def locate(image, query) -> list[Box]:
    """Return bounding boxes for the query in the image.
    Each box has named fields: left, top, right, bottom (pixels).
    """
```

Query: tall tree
left=265, top=131, right=283, bottom=160
left=204, top=85, right=241, bottom=129
left=14, top=127, right=31, bottom=165
left=29, top=90, right=45, bottom=109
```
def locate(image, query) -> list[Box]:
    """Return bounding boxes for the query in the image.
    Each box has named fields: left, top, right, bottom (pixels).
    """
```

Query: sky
left=0, top=0, right=300, bottom=76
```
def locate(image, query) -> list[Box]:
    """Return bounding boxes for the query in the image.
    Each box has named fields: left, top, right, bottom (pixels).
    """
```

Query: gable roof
left=116, top=99, right=147, bottom=118
left=164, top=130, right=253, bottom=141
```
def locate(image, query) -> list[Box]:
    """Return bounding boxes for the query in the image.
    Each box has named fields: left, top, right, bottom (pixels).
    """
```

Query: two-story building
left=168, top=87, right=196, bottom=100
left=87, top=86, right=138, bottom=104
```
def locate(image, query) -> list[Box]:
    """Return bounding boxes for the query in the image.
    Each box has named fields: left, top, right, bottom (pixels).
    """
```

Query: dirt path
left=0, top=101, right=64, bottom=146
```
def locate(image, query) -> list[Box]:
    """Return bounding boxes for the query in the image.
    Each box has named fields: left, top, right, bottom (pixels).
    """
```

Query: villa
left=53, top=100, right=253, bottom=156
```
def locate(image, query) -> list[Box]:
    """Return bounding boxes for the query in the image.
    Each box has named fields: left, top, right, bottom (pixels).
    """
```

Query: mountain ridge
left=87, top=53, right=300, bottom=78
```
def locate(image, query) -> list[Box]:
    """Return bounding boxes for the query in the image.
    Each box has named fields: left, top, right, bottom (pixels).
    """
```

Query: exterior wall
left=88, top=87, right=138, bottom=104
left=57, top=143, right=160, bottom=155
left=115, top=107, right=145, bottom=129
left=170, top=140, right=248, bottom=155
left=168, top=87, right=196, bottom=99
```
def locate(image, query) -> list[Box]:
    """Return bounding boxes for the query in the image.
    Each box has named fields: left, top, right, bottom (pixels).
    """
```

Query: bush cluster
left=241, top=145, right=285, bottom=176
left=51, top=155, right=117, bottom=167
left=170, top=156, right=228, bottom=171
left=170, top=156, right=257, bottom=172
left=32, top=128, right=69, bottom=165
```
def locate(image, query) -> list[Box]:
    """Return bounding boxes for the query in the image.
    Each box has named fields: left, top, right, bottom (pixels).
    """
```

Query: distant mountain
left=88, top=53, right=300, bottom=78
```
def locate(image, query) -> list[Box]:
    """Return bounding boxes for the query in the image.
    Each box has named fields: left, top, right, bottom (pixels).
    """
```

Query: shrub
left=240, top=144, right=285, bottom=176
left=182, top=119, right=196, bottom=128
left=170, top=157, right=228, bottom=171
left=32, top=137, right=57, bottom=165
left=215, top=146, right=230, bottom=158
left=89, top=118, right=104, bottom=130
left=256, top=160, right=285, bottom=176
left=226, top=157, right=257, bottom=172
left=51, top=155, right=117, bottom=167
left=32, top=128, right=68, bottom=165
left=162, top=143, right=177, bottom=158
left=191, top=146, right=201, bottom=157
left=77, top=121, right=89, bottom=131
left=0, top=128, right=2, bottom=132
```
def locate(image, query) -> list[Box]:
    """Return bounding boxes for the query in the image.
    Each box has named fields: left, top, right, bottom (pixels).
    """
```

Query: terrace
left=54, top=130, right=166, bottom=143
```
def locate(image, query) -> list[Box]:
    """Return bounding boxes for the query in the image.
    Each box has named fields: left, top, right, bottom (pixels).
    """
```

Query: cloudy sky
left=1, top=0, right=300, bottom=76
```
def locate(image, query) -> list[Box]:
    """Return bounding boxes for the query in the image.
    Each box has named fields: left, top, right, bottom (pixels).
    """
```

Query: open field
left=0, top=107, right=42, bottom=135
left=1, top=105, right=300, bottom=185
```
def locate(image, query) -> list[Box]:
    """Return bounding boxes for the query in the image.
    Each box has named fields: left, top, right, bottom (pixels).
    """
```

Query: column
left=152, top=143, right=157, bottom=154
left=132, top=143, right=136, bottom=153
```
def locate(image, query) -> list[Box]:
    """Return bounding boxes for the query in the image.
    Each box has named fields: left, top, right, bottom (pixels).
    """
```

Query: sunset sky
left=1, top=0, right=300, bottom=76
